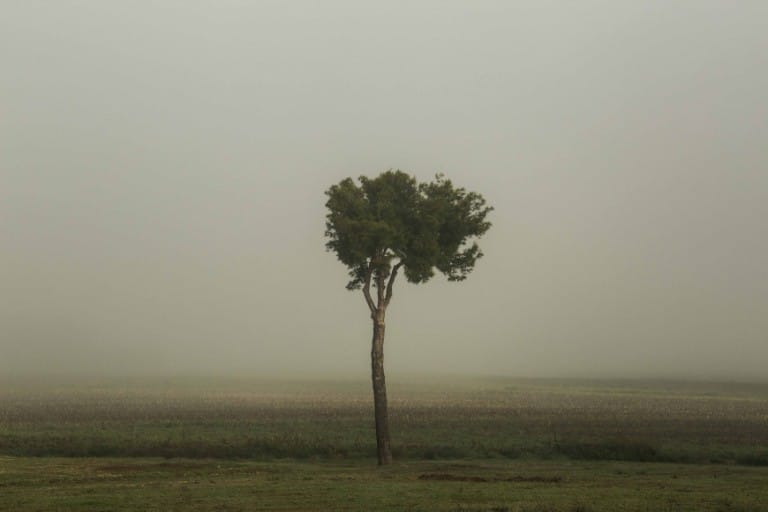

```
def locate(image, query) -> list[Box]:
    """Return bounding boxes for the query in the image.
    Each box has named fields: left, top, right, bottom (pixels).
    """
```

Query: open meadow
left=2, top=376, right=768, bottom=511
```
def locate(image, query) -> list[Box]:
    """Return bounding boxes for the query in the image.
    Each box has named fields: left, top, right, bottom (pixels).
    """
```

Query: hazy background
left=2, top=1, right=766, bottom=380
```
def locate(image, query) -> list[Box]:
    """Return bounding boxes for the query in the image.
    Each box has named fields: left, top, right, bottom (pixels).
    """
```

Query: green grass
left=2, top=377, right=767, bottom=464
left=2, top=376, right=768, bottom=510
left=2, top=457, right=768, bottom=511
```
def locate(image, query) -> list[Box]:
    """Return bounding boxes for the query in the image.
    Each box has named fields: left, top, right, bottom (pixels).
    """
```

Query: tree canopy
left=325, top=170, right=493, bottom=292
left=325, top=170, right=492, bottom=464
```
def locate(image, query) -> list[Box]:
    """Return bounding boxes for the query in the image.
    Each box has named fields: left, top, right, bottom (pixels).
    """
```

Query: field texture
left=3, top=457, right=768, bottom=511
left=1, top=377, right=768, bottom=510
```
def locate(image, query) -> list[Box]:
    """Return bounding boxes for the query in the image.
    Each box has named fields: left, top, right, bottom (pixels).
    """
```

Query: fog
left=2, top=1, right=766, bottom=380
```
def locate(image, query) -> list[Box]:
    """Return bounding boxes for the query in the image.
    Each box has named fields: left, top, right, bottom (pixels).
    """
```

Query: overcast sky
left=1, top=1, right=766, bottom=380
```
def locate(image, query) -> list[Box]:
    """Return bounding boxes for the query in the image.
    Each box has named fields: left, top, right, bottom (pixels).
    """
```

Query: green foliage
left=325, top=170, right=492, bottom=291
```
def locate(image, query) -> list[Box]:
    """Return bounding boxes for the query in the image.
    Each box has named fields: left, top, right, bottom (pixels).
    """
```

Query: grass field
left=2, top=376, right=768, bottom=510
left=4, top=457, right=768, bottom=511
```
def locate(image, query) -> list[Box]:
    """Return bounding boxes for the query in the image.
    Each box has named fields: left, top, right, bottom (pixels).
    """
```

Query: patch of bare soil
left=418, top=473, right=562, bottom=483
left=97, top=462, right=207, bottom=474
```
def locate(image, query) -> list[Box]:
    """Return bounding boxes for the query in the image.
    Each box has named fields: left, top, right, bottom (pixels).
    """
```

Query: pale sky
left=1, top=1, right=766, bottom=379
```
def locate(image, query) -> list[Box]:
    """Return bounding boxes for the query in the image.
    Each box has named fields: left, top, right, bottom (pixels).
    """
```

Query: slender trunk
left=371, top=312, right=392, bottom=465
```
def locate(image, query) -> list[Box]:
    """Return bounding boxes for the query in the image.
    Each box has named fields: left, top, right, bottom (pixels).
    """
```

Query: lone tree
left=324, top=170, right=492, bottom=465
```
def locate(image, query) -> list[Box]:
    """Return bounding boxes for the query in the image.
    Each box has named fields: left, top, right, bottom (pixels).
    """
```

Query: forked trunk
left=371, top=314, right=392, bottom=465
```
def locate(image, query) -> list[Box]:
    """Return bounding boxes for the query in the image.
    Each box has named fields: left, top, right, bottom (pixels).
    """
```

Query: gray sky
left=1, top=1, right=766, bottom=380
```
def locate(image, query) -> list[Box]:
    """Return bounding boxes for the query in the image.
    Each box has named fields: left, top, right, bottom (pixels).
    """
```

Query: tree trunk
left=371, top=313, right=392, bottom=465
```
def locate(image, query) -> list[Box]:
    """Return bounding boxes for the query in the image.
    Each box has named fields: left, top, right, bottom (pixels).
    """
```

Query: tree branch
left=376, top=269, right=386, bottom=309
left=362, top=262, right=377, bottom=315
left=384, top=262, right=404, bottom=308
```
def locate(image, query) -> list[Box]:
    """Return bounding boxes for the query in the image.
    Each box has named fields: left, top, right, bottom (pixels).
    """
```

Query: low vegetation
left=3, top=456, right=768, bottom=511
left=1, top=377, right=767, bottom=465
left=2, top=377, right=768, bottom=510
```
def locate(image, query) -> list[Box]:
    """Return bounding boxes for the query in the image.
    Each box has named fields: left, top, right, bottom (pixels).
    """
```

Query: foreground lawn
left=2, top=457, right=767, bottom=511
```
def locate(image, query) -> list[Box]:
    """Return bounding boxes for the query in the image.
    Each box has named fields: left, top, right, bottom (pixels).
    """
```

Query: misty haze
left=2, top=2, right=767, bottom=381
left=2, top=1, right=768, bottom=510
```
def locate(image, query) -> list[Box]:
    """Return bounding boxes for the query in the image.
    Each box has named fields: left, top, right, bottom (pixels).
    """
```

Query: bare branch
left=376, top=268, right=386, bottom=309
left=384, top=262, right=404, bottom=308
left=361, top=262, right=377, bottom=314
